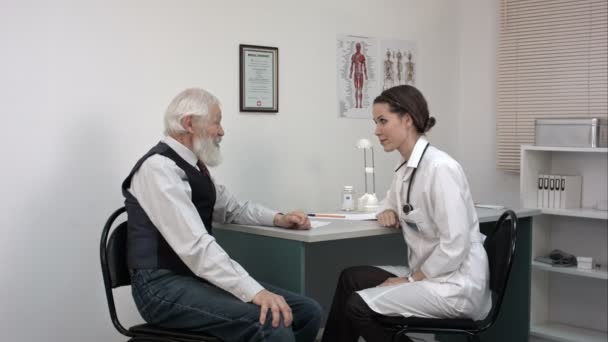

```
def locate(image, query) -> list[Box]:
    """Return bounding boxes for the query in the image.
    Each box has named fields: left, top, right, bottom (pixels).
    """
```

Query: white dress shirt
left=358, top=137, right=491, bottom=320
left=128, top=136, right=278, bottom=302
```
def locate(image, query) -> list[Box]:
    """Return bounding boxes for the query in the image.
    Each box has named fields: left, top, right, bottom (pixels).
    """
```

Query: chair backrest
left=482, top=209, right=517, bottom=327
left=106, top=221, right=131, bottom=288
left=100, top=206, right=131, bottom=337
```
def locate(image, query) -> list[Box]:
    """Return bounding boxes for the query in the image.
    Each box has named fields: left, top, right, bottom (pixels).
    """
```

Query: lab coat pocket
left=402, top=208, right=426, bottom=233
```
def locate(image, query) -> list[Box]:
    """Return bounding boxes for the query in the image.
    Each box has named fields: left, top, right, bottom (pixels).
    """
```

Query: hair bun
left=425, top=116, right=436, bottom=132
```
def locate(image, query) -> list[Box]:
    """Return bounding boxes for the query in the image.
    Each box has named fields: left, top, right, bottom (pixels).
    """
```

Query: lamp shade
left=356, top=138, right=372, bottom=149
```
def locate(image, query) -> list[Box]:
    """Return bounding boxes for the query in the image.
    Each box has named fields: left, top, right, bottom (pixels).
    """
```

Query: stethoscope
left=394, top=143, right=430, bottom=215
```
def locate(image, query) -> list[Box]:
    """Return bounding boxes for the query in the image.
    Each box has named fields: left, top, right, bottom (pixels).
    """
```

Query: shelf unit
left=532, top=261, right=608, bottom=280
left=531, top=323, right=607, bottom=342
left=539, top=208, right=608, bottom=220
left=521, top=145, right=608, bottom=342
left=522, top=146, right=608, bottom=153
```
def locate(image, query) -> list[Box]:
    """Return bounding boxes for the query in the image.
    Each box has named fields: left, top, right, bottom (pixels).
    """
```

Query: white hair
left=163, top=88, right=220, bottom=136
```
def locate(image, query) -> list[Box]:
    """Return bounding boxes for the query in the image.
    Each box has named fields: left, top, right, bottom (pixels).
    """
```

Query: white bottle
left=342, top=186, right=355, bottom=211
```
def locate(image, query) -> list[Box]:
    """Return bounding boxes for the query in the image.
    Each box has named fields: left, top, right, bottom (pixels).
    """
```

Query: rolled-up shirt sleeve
left=212, top=183, right=278, bottom=226
left=130, top=155, right=264, bottom=302
left=420, top=162, right=472, bottom=279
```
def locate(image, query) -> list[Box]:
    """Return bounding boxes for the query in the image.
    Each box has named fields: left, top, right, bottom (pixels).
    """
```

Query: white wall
left=454, top=0, right=520, bottom=207
left=0, top=0, right=514, bottom=341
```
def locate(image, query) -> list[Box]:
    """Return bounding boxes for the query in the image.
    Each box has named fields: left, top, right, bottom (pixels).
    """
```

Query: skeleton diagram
left=405, top=51, right=415, bottom=85
left=383, top=49, right=394, bottom=90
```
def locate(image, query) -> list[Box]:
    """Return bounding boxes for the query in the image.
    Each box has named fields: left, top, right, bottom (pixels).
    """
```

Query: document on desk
left=310, top=220, right=332, bottom=229
left=474, top=204, right=505, bottom=210
left=344, top=213, right=377, bottom=220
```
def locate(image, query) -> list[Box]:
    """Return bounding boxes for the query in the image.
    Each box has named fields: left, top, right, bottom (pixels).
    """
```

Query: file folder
left=559, top=175, right=582, bottom=209
left=537, top=174, right=544, bottom=208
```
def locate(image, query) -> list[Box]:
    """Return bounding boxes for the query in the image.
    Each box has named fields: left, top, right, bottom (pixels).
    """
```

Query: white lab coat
left=357, top=137, right=492, bottom=320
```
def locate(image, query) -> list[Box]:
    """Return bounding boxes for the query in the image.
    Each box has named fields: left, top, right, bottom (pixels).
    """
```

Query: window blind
left=497, top=0, right=608, bottom=172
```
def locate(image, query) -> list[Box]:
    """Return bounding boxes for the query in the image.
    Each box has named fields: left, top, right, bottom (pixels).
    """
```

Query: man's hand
left=251, top=289, right=293, bottom=328
left=377, top=209, right=400, bottom=228
left=273, top=211, right=311, bottom=230
left=377, top=277, right=408, bottom=287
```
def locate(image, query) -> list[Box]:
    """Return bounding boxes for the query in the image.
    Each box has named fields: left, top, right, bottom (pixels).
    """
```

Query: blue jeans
left=130, top=269, right=323, bottom=342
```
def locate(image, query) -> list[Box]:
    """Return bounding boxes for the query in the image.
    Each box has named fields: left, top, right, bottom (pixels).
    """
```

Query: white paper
left=310, top=220, right=331, bottom=228
left=344, top=213, right=377, bottom=220
left=243, top=49, right=275, bottom=109
left=474, top=204, right=505, bottom=210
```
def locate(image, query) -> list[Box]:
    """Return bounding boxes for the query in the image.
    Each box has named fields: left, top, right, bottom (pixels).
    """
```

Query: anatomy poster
left=337, top=35, right=417, bottom=119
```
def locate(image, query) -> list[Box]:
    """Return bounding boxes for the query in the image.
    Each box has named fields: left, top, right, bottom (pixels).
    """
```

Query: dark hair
left=373, top=85, right=436, bottom=133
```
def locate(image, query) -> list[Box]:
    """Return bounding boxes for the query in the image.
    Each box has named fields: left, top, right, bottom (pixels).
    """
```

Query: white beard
left=193, top=135, right=223, bottom=167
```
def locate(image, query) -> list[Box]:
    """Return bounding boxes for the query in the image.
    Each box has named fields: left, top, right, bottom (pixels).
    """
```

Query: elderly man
left=122, top=88, right=322, bottom=341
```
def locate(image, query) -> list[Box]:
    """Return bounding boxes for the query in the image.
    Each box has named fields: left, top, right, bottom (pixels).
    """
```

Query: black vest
left=122, top=142, right=216, bottom=273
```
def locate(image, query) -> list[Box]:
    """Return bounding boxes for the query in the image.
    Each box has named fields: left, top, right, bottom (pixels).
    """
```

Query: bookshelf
left=532, top=261, right=608, bottom=280
left=539, top=208, right=608, bottom=220
left=531, top=322, right=607, bottom=342
left=521, top=145, right=608, bottom=342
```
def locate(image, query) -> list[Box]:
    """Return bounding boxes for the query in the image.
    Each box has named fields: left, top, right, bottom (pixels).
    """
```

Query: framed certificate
left=239, top=44, right=279, bottom=112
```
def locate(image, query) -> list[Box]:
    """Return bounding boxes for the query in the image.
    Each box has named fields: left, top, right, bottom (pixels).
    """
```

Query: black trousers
left=320, top=266, right=413, bottom=342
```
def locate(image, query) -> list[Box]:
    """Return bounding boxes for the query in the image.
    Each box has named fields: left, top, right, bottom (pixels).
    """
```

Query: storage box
left=535, top=118, right=607, bottom=148
left=576, top=256, right=593, bottom=270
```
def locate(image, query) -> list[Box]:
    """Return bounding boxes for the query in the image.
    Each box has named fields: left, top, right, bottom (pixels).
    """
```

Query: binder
left=548, top=175, right=556, bottom=208
left=554, top=174, right=562, bottom=209
left=559, top=175, right=582, bottom=209
left=537, top=174, right=544, bottom=208
left=543, top=175, right=550, bottom=208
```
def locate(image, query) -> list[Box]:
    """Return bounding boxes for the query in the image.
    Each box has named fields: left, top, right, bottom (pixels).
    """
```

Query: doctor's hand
left=377, top=209, right=400, bottom=228
left=377, top=277, right=408, bottom=287
left=252, top=289, right=293, bottom=328
left=273, top=211, right=311, bottom=230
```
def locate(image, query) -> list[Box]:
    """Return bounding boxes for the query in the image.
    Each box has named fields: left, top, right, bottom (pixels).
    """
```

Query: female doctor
left=321, top=85, right=491, bottom=342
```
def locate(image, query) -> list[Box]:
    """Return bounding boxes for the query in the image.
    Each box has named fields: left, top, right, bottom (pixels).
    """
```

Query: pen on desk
left=307, top=213, right=346, bottom=219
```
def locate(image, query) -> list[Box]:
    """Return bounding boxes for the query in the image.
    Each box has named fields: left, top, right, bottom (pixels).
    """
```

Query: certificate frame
left=239, top=44, right=279, bottom=112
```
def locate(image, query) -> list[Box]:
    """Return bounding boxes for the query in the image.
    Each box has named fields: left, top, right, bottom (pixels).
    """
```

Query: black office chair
left=378, top=210, right=518, bottom=342
left=100, top=206, right=220, bottom=342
